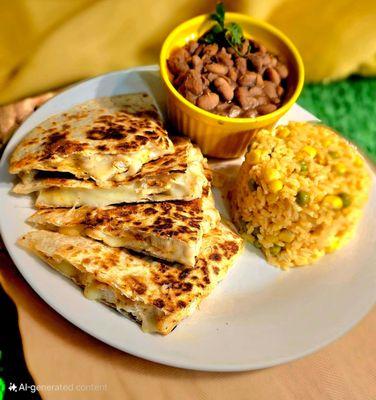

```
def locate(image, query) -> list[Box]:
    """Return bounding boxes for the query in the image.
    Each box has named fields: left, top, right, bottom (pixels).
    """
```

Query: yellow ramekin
left=160, top=12, right=304, bottom=158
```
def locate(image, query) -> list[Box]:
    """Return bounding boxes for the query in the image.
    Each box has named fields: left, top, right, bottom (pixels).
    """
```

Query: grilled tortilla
left=27, top=186, right=219, bottom=267
left=13, top=137, right=207, bottom=208
left=18, top=223, right=243, bottom=335
left=9, top=93, right=174, bottom=182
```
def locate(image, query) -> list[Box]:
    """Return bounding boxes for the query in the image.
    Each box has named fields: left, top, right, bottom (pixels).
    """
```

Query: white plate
left=1, top=66, right=375, bottom=372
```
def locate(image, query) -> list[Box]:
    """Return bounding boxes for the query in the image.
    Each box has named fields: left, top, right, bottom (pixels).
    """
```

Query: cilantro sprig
left=200, top=3, right=246, bottom=54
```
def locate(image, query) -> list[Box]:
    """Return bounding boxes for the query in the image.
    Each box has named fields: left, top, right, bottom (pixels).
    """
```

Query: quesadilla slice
left=9, top=93, right=174, bottom=182
left=27, top=186, right=220, bottom=267
left=13, top=137, right=208, bottom=208
left=18, top=223, right=243, bottom=335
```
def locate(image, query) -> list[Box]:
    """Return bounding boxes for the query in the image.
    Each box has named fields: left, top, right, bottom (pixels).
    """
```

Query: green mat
left=297, top=77, right=376, bottom=163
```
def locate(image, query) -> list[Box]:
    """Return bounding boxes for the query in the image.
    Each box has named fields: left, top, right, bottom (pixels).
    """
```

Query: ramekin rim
left=160, top=12, right=305, bottom=124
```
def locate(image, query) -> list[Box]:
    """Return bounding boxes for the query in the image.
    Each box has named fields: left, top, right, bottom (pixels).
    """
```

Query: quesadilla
left=13, top=137, right=208, bottom=208
left=18, top=223, right=243, bottom=335
left=27, top=185, right=220, bottom=266
left=9, top=93, right=174, bottom=182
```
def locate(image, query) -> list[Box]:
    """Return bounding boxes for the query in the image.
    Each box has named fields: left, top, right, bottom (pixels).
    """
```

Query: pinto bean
left=256, top=95, right=269, bottom=106
left=215, top=102, right=232, bottom=113
left=256, top=73, right=264, bottom=86
left=264, top=67, right=281, bottom=85
left=248, top=53, right=263, bottom=72
left=228, top=67, right=238, bottom=82
left=185, top=70, right=203, bottom=96
left=228, top=105, right=242, bottom=118
left=276, top=63, right=289, bottom=79
left=238, top=71, right=258, bottom=87
left=206, top=63, right=229, bottom=75
left=203, top=43, right=218, bottom=56
left=201, top=75, right=210, bottom=89
left=217, top=47, right=234, bottom=67
left=263, top=81, right=277, bottom=99
left=248, top=86, right=263, bottom=97
left=240, top=39, right=250, bottom=56
left=257, top=104, right=277, bottom=115
left=192, top=55, right=203, bottom=72
left=228, top=77, right=237, bottom=89
left=214, top=77, right=234, bottom=101
left=185, top=91, right=197, bottom=104
left=276, top=85, right=284, bottom=97
left=235, top=57, right=247, bottom=75
left=261, top=53, right=273, bottom=68
left=249, top=39, right=266, bottom=54
left=196, top=91, right=219, bottom=110
left=235, top=87, right=258, bottom=110
left=187, top=40, right=199, bottom=54
left=207, top=72, right=218, bottom=82
left=201, top=53, right=212, bottom=65
left=167, top=48, right=189, bottom=75
left=194, top=44, right=204, bottom=56
left=243, top=109, right=258, bottom=117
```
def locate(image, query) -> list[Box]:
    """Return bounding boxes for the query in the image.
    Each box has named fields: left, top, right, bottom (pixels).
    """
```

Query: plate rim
left=1, top=65, right=375, bottom=372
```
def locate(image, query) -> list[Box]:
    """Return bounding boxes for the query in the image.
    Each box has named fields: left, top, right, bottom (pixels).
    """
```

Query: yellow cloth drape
left=0, top=0, right=375, bottom=104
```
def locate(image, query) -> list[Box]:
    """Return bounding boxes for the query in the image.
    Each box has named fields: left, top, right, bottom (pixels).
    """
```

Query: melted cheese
left=54, top=260, right=78, bottom=278
left=36, top=181, right=197, bottom=208
left=44, top=149, right=157, bottom=182
left=49, top=258, right=161, bottom=333
left=58, top=225, right=85, bottom=237
left=88, top=229, right=197, bottom=267
left=35, top=155, right=207, bottom=208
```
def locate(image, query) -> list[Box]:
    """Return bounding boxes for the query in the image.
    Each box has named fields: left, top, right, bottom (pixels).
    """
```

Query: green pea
left=296, top=190, right=310, bottom=206
left=248, top=178, right=257, bottom=192
left=254, top=240, right=262, bottom=249
left=339, top=192, right=351, bottom=208
left=329, top=151, right=339, bottom=159
left=270, top=244, right=282, bottom=256
left=300, top=161, right=308, bottom=173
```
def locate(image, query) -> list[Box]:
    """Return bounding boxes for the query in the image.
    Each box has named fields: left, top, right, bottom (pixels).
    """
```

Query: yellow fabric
left=0, top=0, right=375, bottom=104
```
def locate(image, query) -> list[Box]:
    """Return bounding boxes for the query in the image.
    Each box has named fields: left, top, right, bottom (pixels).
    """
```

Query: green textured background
left=297, top=77, right=376, bottom=163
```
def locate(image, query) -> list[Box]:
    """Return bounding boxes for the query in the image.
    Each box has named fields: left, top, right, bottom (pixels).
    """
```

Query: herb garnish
left=200, top=3, right=247, bottom=54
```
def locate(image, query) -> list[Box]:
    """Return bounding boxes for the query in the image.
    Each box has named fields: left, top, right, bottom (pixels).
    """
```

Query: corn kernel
left=302, top=145, right=317, bottom=158
left=277, top=126, right=290, bottom=138
left=323, top=195, right=343, bottom=209
left=329, top=150, right=339, bottom=159
left=335, top=163, right=347, bottom=174
left=323, top=139, right=332, bottom=147
left=354, top=155, right=363, bottom=166
left=264, top=168, right=281, bottom=182
left=248, top=149, right=262, bottom=164
left=270, top=244, right=282, bottom=256
left=269, top=180, right=283, bottom=193
left=279, top=230, right=295, bottom=243
left=325, top=237, right=341, bottom=253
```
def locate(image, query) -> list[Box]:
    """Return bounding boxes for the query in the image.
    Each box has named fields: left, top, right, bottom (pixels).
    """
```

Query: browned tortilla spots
left=86, top=126, right=125, bottom=140
left=177, top=300, right=186, bottom=308
left=27, top=179, right=219, bottom=266
left=209, top=252, right=222, bottom=262
left=221, top=241, right=240, bottom=259
left=9, top=93, right=174, bottom=176
left=153, top=299, right=165, bottom=309
left=123, top=277, right=147, bottom=295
